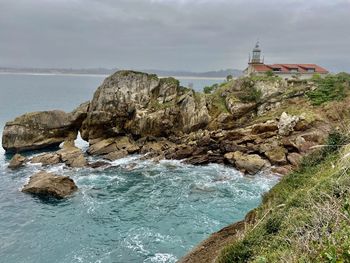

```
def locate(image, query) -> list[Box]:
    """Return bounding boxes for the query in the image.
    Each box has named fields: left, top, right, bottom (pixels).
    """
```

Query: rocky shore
left=2, top=70, right=347, bottom=259
left=3, top=70, right=336, bottom=176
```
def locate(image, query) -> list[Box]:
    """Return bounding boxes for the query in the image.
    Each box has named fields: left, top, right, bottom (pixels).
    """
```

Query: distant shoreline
left=0, top=71, right=225, bottom=80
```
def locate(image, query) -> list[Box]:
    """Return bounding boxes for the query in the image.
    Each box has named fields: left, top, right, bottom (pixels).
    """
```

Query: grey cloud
left=0, top=0, right=349, bottom=72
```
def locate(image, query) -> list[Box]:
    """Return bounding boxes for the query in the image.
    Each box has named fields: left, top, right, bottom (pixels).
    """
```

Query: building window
left=290, top=68, right=298, bottom=73
left=272, top=68, right=281, bottom=72
left=307, top=68, right=315, bottom=73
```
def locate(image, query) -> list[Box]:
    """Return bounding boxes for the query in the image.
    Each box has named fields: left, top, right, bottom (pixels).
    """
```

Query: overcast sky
left=0, top=0, right=349, bottom=72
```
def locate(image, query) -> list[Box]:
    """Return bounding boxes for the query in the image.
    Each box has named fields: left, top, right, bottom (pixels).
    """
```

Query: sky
left=0, top=0, right=349, bottom=72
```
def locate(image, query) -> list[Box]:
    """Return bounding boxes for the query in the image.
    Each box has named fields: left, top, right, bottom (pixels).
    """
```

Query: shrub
left=307, top=73, right=350, bottom=105
left=204, top=83, right=218, bottom=94
left=238, top=85, right=263, bottom=103
left=265, top=70, right=274, bottom=77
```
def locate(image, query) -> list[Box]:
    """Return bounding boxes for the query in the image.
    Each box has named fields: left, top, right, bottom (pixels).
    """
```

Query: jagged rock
left=166, top=145, right=195, bottom=160
left=224, top=151, right=269, bottom=174
left=213, top=113, right=235, bottom=130
left=88, top=136, right=139, bottom=156
left=254, top=79, right=287, bottom=99
left=219, top=140, right=246, bottom=153
left=57, top=142, right=87, bottom=168
left=179, top=91, right=211, bottom=133
left=31, top=152, right=61, bottom=165
left=225, top=98, right=256, bottom=119
left=88, top=161, right=110, bottom=169
left=263, top=146, right=288, bottom=165
left=287, top=152, right=303, bottom=166
left=251, top=121, right=278, bottom=134
left=70, top=101, right=90, bottom=127
left=2, top=110, right=78, bottom=153
left=103, top=149, right=128, bottom=161
left=22, top=171, right=78, bottom=199
left=282, top=131, right=326, bottom=153
left=80, top=71, right=160, bottom=140
left=8, top=154, right=27, bottom=169
left=78, top=71, right=212, bottom=140
left=140, top=140, right=174, bottom=155
left=185, top=153, right=224, bottom=165
left=278, top=112, right=299, bottom=136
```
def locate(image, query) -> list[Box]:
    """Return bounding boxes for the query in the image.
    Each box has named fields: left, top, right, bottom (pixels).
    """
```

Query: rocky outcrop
left=80, top=71, right=210, bottom=140
left=226, top=98, right=256, bottom=119
left=2, top=102, right=89, bottom=153
left=87, top=136, right=139, bottom=161
left=1, top=70, right=336, bottom=176
left=22, top=171, right=78, bottom=199
left=8, top=154, right=28, bottom=169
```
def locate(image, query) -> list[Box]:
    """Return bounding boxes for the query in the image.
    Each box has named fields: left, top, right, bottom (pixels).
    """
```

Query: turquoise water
left=0, top=74, right=277, bottom=263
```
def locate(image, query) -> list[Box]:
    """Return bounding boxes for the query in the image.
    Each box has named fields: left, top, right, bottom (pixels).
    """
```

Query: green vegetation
left=307, top=73, right=350, bottom=105
left=238, top=78, right=263, bottom=103
left=226, top=75, right=233, bottom=82
left=218, top=131, right=350, bottom=263
left=265, top=70, right=274, bottom=77
left=159, top=77, right=180, bottom=87
left=204, top=83, right=219, bottom=94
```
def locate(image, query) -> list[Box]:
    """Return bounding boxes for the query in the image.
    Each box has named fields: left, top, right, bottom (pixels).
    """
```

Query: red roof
left=251, top=63, right=328, bottom=73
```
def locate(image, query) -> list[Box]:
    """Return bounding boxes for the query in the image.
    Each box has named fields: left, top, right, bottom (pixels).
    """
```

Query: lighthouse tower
left=249, top=41, right=263, bottom=64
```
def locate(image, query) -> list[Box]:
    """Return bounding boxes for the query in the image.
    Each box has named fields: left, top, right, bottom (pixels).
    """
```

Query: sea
left=0, top=73, right=278, bottom=263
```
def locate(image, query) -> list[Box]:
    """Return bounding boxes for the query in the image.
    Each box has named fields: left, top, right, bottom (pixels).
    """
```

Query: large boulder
left=22, top=171, right=78, bottom=199
left=2, top=105, right=88, bottom=153
left=80, top=71, right=161, bottom=140
left=80, top=71, right=211, bottom=141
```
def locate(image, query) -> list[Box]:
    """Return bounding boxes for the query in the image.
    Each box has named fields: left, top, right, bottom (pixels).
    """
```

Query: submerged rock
left=22, top=171, right=78, bottom=199
left=8, top=154, right=27, bottom=169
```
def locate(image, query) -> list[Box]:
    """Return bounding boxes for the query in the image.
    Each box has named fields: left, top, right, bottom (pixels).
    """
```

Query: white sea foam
left=146, top=253, right=177, bottom=263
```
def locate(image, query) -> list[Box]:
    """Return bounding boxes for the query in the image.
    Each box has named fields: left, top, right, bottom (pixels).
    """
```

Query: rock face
left=22, top=171, right=78, bottom=199
left=8, top=154, right=27, bottom=169
left=80, top=71, right=210, bottom=140
left=2, top=106, right=88, bottom=153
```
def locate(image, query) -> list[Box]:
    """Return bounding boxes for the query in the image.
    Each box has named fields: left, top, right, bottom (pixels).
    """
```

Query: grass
left=217, top=131, right=350, bottom=263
